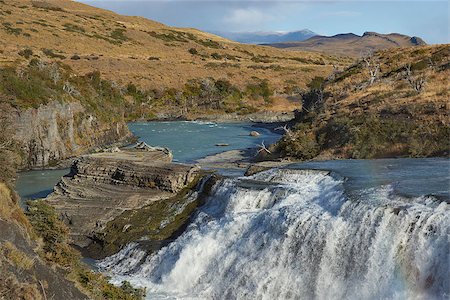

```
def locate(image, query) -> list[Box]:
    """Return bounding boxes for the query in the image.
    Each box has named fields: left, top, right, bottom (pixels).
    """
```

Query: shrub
left=196, top=39, right=221, bottom=49
left=42, top=48, right=66, bottom=59
left=245, top=79, right=273, bottom=103
left=18, top=48, right=33, bottom=59
left=63, top=23, right=85, bottom=33
left=26, top=200, right=146, bottom=299
left=278, top=123, right=319, bottom=159
left=188, top=48, right=198, bottom=55
left=110, top=28, right=128, bottom=42
left=211, top=52, right=222, bottom=60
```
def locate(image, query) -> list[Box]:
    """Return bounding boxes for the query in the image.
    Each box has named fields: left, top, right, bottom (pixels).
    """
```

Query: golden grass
left=0, top=183, right=33, bottom=235
left=0, top=0, right=350, bottom=113
left=1, top=241, right=35, bottom=271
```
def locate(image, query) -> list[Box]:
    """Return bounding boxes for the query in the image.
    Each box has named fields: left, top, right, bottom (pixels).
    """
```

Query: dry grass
left=1, top=241, right=35, bottom=271
left=0, top=183, right=33, bottom=235
left=325, top=45, right=450, bottom=121
left=0, top=0, right=349, bottom=113
left=277, top=44, right=450, bottom=159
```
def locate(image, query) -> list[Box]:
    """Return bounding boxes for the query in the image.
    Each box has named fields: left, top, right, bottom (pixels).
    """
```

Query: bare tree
left=363, top=53, right=380, bottom=85
left=275, top=124, right=295, bottom=141
left=49, top=63, right=61, bottom=84
left=327, top=64, right=340, bottom=81
left=404, top=64, right=426, bottom=93
left=256, top=141, right=271, bottom=156
left=63, top=81, right=80, bottom=96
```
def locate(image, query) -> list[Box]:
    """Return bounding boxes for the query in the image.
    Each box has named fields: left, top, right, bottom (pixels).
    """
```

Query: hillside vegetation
left=0, top=0, right=351, bottom=116
left=275, top=45, right=449, bottom=159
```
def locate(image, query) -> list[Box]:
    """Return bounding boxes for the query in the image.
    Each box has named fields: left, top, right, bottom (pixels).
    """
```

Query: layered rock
left=46, top=149, right=201, bottom=250
left=13, top=101, right=133, bottom=169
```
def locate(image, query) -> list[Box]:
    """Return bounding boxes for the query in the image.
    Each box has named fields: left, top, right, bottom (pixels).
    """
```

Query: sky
left=80, top=1, right=449, bottom=44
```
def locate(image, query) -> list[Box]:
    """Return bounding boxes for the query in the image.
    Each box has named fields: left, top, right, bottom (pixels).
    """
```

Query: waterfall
left=98, top=169, right=450, bottom=300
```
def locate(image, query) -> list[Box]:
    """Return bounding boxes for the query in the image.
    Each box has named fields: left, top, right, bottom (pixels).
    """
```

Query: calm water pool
left=127, top=121, right=281, bottom=163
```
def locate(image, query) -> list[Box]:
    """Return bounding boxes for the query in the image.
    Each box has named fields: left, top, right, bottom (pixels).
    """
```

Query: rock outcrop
left=13, top=101, right=133, bottom=169
left=0, top=183, right=87, bottom=299
left=46, top=149, right=201, bottom=251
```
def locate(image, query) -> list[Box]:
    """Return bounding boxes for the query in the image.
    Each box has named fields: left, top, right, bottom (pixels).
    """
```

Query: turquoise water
left=15, top=121, right=281, bottom=202
left=128, top=121, right=281, bottom=163
left=15, top=121, right=450, bottom=205
left=288, top=158, right=450, bottom=201
left=15, top=168, right=69, bottom=206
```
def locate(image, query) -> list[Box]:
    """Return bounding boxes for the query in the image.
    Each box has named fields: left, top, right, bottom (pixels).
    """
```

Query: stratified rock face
left=46, top=150, right=200, bottom=248
left=13, top=101, right=132, bottom=169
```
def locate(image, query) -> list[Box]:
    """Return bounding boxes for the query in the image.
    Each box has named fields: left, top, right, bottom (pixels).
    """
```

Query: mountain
left=267, top=32, right=427, bottom=57
left=211, top=29, right=317, bottom=44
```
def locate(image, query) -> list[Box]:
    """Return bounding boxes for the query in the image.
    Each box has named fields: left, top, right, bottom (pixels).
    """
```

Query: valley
left=0, top=0, right=448, bottom=299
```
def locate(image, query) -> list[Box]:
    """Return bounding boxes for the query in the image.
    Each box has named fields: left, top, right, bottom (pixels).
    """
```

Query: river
left=15, top=121, right=280, bottom=203
left=15, top=121, right=450, bottom=299
left=99, top=158, right=450, bottom=299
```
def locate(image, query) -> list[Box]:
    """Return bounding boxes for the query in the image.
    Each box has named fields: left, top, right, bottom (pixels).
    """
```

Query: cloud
left=223, top=8, right=277, bottom=29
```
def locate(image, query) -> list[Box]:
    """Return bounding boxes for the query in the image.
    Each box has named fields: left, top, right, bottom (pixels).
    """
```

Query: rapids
left=98, top=168, right=450, bottom=300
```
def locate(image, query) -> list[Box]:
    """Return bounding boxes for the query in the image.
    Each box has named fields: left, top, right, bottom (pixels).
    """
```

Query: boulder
left=249, top=131, right=260, bottom=137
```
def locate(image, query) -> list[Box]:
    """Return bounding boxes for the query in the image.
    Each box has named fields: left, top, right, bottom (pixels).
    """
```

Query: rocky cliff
left=46, top=149, right=202, bottom=255
left=0, top=183, right=88, bottom=299
left=13, top=101, right=133, bottom=169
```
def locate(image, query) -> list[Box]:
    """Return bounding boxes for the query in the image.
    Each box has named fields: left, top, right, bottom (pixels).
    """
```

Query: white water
left=98, top=169, right=450, bottom=300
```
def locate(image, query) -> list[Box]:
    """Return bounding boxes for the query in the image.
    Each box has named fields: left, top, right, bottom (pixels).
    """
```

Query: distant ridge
left=211, top=29, right=317, bottom=44
left=267, top=32, right=427, bottom=57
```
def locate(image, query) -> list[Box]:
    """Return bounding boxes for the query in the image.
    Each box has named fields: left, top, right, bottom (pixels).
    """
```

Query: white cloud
left=223, top=8, right=276, bottom=29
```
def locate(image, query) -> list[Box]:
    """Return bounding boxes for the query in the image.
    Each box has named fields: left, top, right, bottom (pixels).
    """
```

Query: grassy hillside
left=275, top=44, right=449, bottom=159
left=0, top=0, right=351, bottom=116
left=268, top=32, right=427, bottom=58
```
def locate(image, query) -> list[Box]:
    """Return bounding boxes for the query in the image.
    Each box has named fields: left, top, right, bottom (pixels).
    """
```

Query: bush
left=110, top=28, right=128, bottom=42
left=278, top=123, right=319, bottom=159
left=26, top=200, right=146, bottom=299
left=42, top=48, right=66, bottom=59
left=211, top=52, right=222, bottom=60
left=18, top=48, right=33, bottom=59
left=26, top=200, right=79, bottom=267
left=188, top=48, right=198, bottom=55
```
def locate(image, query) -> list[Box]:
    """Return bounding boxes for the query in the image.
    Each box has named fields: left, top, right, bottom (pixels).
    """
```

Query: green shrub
left=278, top=123, right=319, bottom=159
left=110, top=28, right=128, bottom=42
left=18, top=48, right=33, bottom=59
left=42, top=48, right=66, bottom=59
left=245, top=79, right=273, bottom=103
left=211, top=52, right=222, bottom=60
left=63, top=23, right=85, bottom=33
left=26, top=200, right=146, bottom=299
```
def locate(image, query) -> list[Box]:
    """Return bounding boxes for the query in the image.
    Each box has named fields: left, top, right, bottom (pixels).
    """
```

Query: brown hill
left=0, top=0, right=350, bottom=114
left=267, top=32, right=427, bottom=58
left=274, top=44, right=449, bottom=160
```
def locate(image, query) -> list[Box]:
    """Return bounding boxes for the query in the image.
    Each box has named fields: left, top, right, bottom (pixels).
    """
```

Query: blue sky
left=80, top=1, right=449, bottom=44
